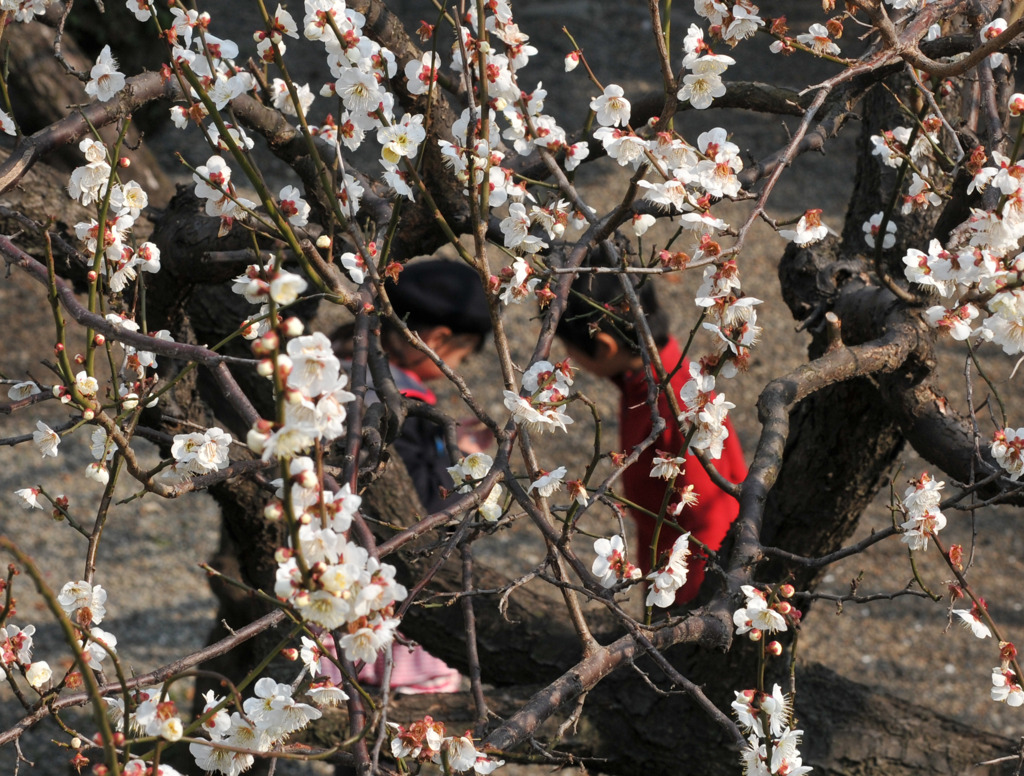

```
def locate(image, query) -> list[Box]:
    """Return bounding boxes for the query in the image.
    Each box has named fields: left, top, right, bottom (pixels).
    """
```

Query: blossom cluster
left=448, top=452, right=505, bottom=521
left=645, top=532, right=691, bottom=607
left=992, top=427, right=1024, bottom=480
left=388, top=715, right=504, bottom=774
left=991, top=642, right=1023, bottom=707
left=733, top=685, right=812, bottom=776
left=268, top=459, right=406, bottom=662
left=503, top=359, right=574, bottom=434
left=245, top=331, right=356, bottom=459
left=68, top=137, right=160, bottom=294
left=898, top=473, right=946, bottom=552
left=1, top=623, right=51, bottom=690
left=188, top=681, right=323, bottom=776
left=895, top=96, right=1024, bottom=356
left=592, top=535, right=642, bottom=589
left=169, top=426, right=232, bottom=479
left=734, top=585, right=798, bottom=642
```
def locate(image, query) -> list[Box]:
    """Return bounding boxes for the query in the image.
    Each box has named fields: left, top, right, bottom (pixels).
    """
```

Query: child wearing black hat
left=330, top=258, right=492, bottom=694
left=377, top=259, right=493, bottom=511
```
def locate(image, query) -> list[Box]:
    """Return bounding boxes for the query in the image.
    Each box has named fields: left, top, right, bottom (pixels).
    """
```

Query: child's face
left=562, top=339, right=636, bottom=379
left=410, top=330, right=482, bottom=381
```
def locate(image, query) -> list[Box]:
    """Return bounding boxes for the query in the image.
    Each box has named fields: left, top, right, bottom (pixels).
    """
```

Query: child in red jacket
left=556, top=256, right=746, bottom=604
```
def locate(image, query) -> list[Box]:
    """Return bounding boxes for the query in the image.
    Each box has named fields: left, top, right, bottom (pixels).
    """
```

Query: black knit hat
left=386, top=260, right=492, bottom=337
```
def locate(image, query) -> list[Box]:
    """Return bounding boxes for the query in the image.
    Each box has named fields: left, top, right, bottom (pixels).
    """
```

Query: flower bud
left=257, top=358, right=275, bottom=378
left=81, top=409, right=95, bottom=421
left=54, top=343, right=64, bottom=353
left=778, top=584, right=795, bottom=598
left=276, top=354, right=293, bottom=378
left=247, top=428, right=271, bottom=454
left=295, top=469, right=319, bottom=489
left=281, top=648, right=298, bottom=661
left=564, top=50, right=581, bottom=72
left=252, top=331, right=279, bottom=356
left=748, top=628, right=762, bottom=642
left=112, top=732, right=125, bottom=746
left=71, top=738, right=82, bottom=750
left=93, top=765, right=108, bottom=776
left=121, top=393, right=139, bottom=410
left=74, top=353, right=85, bottom=364
left=118, top=157, right=131, bottom=168
left=274, top=547, right=293, bottom=563
left=85, top=463, right=109, bottom=485
left=282, top=317, right=303, bottom=338
left=93, top=334, right=105, bottom=346
left=315, top=235, right=331, bottom=249
left=767, top=640, right=783, bottom=657
left=1001, top=641, right=1018, bottom=663
left=263, top=500, right=285, bottom=521
left=776, top=601, right=792, bottom=615
left=284, top=386, right=305, bottom=405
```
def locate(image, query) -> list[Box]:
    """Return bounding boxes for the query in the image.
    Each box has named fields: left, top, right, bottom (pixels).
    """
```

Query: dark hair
left=385, top=259, right=492, bottom=338
left=555, top=244, right=669, bottom=358
left=332, top=259, right=492, bottom=357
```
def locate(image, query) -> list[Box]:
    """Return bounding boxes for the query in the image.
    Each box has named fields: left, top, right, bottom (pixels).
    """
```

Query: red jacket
left=614, top=336, right=747, bottom=603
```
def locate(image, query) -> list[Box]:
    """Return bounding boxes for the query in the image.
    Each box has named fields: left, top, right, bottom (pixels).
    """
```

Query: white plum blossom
left=992, top=427, right=1024, bottom=480
left=645, top=532, right=691, bottom=607
left=992, top=668, right=1024, bottom=706
left=981, top=18, right=1008, bottom=67
left=270, top=78, right=315, bottom=117
left=85, top=46, right=126, bottom=102
left=592, top=535, right=640, bottom=588
left=863, top=212, right=897, bottom=249
left=590, top=84, right=631, bottom=127
left=796, top=23, right=840, bottom=56
left=58, top=580, right=108, bottom=625
left=79, top=627, right=118, bottom=665
left=448, top=452, right=494, bottom=493
left=243, top=678, right=322, bottom=740
left=733, top=585, right=788, bottom=636
left=278, top=185, right=310, bottom=227
left=14, top=488, right=42, bottom=510
left=405, top=52, right=441, bottom=95
left=780, top=209, right=828, bottom=245
left=25, top=661, right=51, bottom=689
left=679, top=51, right=734, bottom=109
left=954, top=604, right=992, bottom=639
left=170, top=427, right=233, bottom=477
left=899, top=473, right=946, bottom=551
left=32, top=421, right=60, bottom=458
left=85, top=463, right=110, bottom=485
left=377, top=113, right=426, bottom=169
left=1, top=624, right=36, bottom=665
left=984, top=290, right=1024, bottom=354
left=650, top=452, right=686, bottom=480
left=923, top=303, right=978, bottom=341
left=8, top=381, right=40, bottom=400
left=529, top=466, right=566, bottom=497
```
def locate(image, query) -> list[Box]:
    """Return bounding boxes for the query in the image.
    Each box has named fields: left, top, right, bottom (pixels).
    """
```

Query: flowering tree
left=4, top=0, right=1024, bottom=774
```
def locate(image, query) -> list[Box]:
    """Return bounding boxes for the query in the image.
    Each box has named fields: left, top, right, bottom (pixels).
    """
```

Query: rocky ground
left=2, top=1, right=1024, bottom=775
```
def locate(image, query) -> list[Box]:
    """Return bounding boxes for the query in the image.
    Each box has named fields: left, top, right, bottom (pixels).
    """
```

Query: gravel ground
left=2, top=1, right=1024, bottom=775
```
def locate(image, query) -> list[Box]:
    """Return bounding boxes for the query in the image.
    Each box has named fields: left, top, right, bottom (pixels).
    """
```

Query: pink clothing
left=318, top=635, right=463, bottom=695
